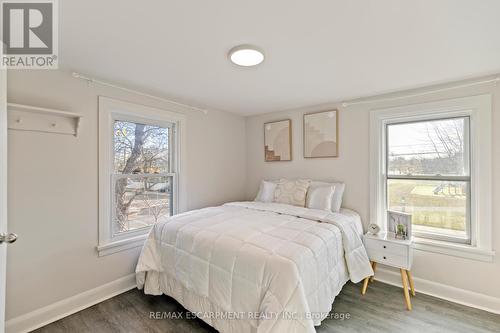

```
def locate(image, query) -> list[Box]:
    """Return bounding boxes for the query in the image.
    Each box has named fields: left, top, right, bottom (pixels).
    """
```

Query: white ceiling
left=60, top=0, right=500, bottom=115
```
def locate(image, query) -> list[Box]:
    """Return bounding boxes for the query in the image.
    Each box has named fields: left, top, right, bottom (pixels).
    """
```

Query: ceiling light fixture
left=228, top=45, right=264, bottom=67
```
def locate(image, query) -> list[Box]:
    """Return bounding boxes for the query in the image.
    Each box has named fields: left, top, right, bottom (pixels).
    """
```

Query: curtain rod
left=72, top=72, right=209, bottom=114
left=341, top=76, right=500, bottom=107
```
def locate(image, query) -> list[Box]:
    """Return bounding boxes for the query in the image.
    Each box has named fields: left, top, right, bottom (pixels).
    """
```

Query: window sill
left=413, top=237, right=495, bottom=262
left=97, top=234, right=148, bottom=257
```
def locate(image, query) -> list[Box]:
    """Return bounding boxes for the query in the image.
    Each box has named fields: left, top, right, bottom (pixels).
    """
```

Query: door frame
left=0, top=66, right=7, bottom=333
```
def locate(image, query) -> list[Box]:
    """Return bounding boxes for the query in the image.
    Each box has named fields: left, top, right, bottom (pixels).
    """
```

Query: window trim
left=370, top=94, right=494, bottom=262
left=385, top=116, right=472, bottom=244
left=98, top=97, right=186, bottom=256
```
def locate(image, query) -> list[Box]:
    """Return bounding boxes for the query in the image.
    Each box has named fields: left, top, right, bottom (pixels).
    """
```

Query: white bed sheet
left=136, top=202, right=372, bottom=333
left=337, top=208, right=364, bottom=237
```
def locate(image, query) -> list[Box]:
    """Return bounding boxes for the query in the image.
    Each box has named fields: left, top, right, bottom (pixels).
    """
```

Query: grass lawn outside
left=388, top=180, right=466, bottom=233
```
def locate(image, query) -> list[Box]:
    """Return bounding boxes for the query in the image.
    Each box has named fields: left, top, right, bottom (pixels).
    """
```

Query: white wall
left=5, top=70, right=247, bottom=320
left=245, top=77, right=500, bottom=301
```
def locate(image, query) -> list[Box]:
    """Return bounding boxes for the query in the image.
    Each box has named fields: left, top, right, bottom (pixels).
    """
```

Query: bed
left=136, top=201, right=373, bottom=333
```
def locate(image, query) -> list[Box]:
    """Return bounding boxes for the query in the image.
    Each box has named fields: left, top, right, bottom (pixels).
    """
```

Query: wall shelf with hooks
left=7, top=103, right=82, bottom=137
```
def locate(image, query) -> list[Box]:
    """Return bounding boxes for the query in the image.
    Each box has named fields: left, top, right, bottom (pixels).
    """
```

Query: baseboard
left=374, top=267, right=500, bottom=314
left=5, top=273, right=137, bottom=333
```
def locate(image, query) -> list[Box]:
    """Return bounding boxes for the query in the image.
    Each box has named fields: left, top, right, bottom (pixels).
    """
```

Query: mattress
left=136, top=201, right=373, bottom=333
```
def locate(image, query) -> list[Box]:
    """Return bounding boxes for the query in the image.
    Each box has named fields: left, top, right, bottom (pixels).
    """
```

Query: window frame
left=370, top=94, right=494, bottom=262
left=111, top=117, right=175, bottom=239
left=385, top=116, right=472, bottom=244
left=98, top=97, right=186, bottom=256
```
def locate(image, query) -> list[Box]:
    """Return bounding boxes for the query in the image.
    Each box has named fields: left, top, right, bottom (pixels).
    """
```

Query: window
left=386, top=117, right=470, bottom=243
left=370, top=95, right=493, bottom=262
left=98, top=97, right=185, bottom=256
left=113, top=120, right=173, bottom=235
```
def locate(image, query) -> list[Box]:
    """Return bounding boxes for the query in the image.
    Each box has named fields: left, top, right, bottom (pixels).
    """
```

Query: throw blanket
left=136, top=202, right=373, bottom=333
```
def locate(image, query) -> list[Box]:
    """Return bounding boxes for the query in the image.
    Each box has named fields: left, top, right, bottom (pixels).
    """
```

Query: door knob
left=0, top=232, right=18, bottom=244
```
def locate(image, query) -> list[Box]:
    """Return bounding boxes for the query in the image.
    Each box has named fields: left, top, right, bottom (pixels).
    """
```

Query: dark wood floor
left=33, top=281, right=500, bottom=333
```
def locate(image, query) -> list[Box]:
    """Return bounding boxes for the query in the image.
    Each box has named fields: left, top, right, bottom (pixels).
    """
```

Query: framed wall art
left=304, top=110, right=338, bottom=158
left=264, top=119, right=292, bottom=161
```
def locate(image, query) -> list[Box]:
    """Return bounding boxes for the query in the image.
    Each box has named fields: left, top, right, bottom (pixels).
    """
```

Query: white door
left=0, top=64, right=17, bottom=333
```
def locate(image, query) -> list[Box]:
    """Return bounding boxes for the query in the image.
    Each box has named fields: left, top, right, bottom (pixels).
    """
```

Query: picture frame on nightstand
left=388, top=210, right=412, bottom=240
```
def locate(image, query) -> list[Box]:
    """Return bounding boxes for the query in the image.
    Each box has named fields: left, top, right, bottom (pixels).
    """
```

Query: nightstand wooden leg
left=361, top=277, right=370, bottom=295
left=362, top=261, right=375, bottom=294
left=400, top=269, right=412, bottom=310
left=406, top=270, right=415, bottom=296
left=370, top=262, right=377, bottom=282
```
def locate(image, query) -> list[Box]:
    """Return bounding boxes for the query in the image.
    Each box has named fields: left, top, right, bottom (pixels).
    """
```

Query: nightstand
left=361, top=231, right=415, bottom=310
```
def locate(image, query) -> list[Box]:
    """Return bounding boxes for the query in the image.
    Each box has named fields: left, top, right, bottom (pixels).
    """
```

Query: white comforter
left=136, top=202, right=373, bottom=333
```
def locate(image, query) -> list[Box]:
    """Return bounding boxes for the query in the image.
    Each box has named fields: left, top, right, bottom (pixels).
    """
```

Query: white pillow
left=274, top=178, right=311, bottom=207
left=254, top=180, right=277, bottom=202
left=309, top=181, right=345, bottom=212
left=306, top=185, right=336, bottom=211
